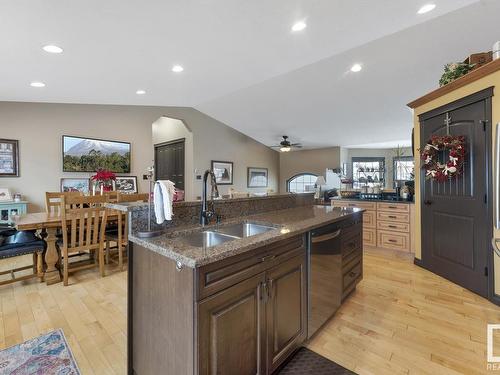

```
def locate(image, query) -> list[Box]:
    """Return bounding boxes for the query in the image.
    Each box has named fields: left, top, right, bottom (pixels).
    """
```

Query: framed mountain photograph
left=62, top=135, right=131, bottom=173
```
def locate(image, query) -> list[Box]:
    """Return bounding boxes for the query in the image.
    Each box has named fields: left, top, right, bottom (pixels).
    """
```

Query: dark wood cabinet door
left=266, top=254, right=307, bottom=373
left=198, top=272, right=267, bottom=375
left=420, top=88, right=492, bottom=297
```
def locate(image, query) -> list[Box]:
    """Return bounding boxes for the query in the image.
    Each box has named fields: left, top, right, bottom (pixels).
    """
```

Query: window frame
left=286, top=173, right=318, bottom=194
left=351, top=157, right=385, bottom=189
left=393, top=156, right=414, bottom=186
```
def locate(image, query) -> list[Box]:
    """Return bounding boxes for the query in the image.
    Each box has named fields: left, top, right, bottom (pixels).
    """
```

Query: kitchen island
left=125, top=201, right=363, bottom=375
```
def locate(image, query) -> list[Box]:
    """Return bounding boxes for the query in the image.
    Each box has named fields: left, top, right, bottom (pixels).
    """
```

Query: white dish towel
left=154, top=180, right=176, bottom=224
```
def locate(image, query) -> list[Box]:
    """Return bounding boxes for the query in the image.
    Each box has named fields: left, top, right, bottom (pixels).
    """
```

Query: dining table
left=11, top=210, right=119, bottom=285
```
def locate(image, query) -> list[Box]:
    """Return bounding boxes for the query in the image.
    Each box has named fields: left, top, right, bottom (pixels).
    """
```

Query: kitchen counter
left=331, top=197, right=414, bottom=204
left=128, top=203, right=364, bottom=374
left=128, top=205, right=363, bottom=268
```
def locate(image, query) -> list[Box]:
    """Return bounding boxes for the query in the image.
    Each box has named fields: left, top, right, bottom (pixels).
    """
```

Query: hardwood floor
left=0, top=248, right=499, bottom=374
left=308, top=248, right=500, bottom=375
left=0, top=256, right=127, bottom=374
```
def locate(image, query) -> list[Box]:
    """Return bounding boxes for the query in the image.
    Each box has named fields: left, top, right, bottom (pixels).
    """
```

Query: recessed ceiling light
left=172, top=65, right=184, bottom=73
left=136, top=90, right=146, bottom=95
left=30, top=81, right=45, bottom=88
left=417, top=4, right=436, bottom=14
left=291, top=21, right=307, bottom=32
left=350, top=63, right=362, bottom=72
left=42, top=45, right=63, bottom=54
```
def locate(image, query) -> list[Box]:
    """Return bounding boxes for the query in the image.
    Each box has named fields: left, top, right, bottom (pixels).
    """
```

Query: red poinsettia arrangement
left=420, top=135, right=466, bottom=182
left=91, top=169, right=116, bottom=192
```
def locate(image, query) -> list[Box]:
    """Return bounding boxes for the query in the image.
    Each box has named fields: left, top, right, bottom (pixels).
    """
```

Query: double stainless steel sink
left=181, top=222, right=276, bottom=248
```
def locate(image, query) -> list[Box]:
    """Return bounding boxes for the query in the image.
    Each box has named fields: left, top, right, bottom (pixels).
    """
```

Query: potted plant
left=91, top=169, right=116, bottom=195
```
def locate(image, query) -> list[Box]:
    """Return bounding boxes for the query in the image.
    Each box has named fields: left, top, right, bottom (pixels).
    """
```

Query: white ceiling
left=1, top=0, right=497, bottom=148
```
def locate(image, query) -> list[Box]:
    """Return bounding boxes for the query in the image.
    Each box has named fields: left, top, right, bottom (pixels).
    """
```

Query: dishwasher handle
left=311, top=229, right=341, bottom=244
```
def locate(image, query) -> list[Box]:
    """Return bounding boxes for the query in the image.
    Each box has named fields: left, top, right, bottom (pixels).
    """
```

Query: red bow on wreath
left=420, top=135, right=466, bottom=182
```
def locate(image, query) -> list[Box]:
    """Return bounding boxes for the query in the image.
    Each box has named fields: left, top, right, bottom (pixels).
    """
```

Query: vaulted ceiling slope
left=1, top=0, right=495, bottom=148
left=197, top=0, right=499, bottom=148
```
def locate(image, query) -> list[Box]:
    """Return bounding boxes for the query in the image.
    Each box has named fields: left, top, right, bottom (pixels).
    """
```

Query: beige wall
left=0, top=102, right=279, bottom=210
left=0, top=102, right=164, bottom=211
left=412, top=69, right=500, bottom=293
left=279, top=147, right=341, bottom=192
left=152, top=110, right=279, bottom=199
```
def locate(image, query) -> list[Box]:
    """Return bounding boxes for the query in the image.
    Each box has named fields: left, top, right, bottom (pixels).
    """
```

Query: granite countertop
left=331, top=197, right=414, bottom=204
left=129, top=205, right=363, bottom=268
left=106, top=192, right=314, bottom=212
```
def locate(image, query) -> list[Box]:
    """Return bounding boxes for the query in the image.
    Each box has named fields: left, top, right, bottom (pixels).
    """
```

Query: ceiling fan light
left=280, top=146, right=291, bottom=152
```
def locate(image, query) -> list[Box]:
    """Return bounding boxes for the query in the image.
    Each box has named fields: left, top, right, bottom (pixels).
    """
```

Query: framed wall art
left=60, top=178, right=90, bottom=194
left=247, top=167, right=268, bottom=188
left=0, top=139, right=19, bottom=177
left=211, top=160, right=233, bottom=185
left=115, top=176, right=138, bottom=194
left=62, top=135, right=131, bottom=173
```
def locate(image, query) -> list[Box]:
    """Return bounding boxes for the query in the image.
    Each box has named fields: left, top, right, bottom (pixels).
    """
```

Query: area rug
left=278, top=347, right=356, bottom=375
left=0, top=329, right=80, bottom=374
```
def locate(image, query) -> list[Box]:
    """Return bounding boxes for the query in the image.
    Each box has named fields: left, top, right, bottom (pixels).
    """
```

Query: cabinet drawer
left=342, top=232, right=362, bottom=260
left=363, top=210, right=376, bottom=228
left=377, top=220, right=410, bottom=233
left=343, top=258, right=362, bottom=291
left=377, top=202, right=409, bottom=213
left=377, top=211, right=409, bottom=223
left=377, top=230, right=410, bottom=251
left=363, top=228, right=377, bottom=247
left=332, top=200, right=376, bottom=210
left=197, top=235, right=305, bottom=300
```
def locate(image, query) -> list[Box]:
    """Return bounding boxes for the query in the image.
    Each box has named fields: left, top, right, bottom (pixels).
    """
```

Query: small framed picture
left=115, top=176, right=138, bottom=194
left=60, top=178, right=90, bottom=194
left=211, top=161, right=233, bottom=185
left=247, top=167, right=268, bottom=188
left=0, top=139, right=19, bottom=177
left=0, top=188, right=12, bottom=202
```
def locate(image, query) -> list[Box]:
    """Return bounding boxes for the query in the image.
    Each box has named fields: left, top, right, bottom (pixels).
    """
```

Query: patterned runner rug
left=0, top=329, right=80, bottom=374
left=278, top=347, right=356, bottom=375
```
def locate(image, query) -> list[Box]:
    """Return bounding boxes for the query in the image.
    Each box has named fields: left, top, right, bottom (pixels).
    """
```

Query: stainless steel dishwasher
left=307, top=217, right=358, bottom=338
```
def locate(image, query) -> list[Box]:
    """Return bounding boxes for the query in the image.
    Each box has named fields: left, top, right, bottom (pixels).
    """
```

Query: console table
left=0, top=201, right=28, bottom=224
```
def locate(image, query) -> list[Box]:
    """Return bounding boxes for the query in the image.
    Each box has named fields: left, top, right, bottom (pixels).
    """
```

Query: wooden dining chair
left=58, top=195, right=109, bottom=286
left=106, top=191, right=118, bottom=203
left=106, top=192, right=148, bottom=270
left=45, top=191, right=83, bottom=215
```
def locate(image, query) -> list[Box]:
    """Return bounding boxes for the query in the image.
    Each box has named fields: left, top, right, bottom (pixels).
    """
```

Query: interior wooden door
left=154, top=139, right=185, bottom=192
left=419, top=88, right=492, bottom=297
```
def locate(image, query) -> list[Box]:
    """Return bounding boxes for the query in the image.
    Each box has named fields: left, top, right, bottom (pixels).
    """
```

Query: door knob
left=424, top=200, right=432, bottom=205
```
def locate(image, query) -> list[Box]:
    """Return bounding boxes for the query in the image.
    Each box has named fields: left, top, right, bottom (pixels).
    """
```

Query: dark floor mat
left=277, top=347, right=356, bottom=375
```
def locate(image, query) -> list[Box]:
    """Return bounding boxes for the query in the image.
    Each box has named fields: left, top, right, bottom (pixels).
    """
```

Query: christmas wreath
left=420, top=135, right=466, bottom=182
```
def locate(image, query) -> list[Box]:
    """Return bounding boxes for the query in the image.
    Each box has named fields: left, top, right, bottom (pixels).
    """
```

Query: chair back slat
left=45, top=191, right=83, bottom=215
left=116, top=192, right=149, bottom=203
left=61, top=195, right=109, bottom=255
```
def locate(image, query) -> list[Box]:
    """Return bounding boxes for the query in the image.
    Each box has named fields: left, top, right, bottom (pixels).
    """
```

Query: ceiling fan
left=270, top=136, right=303, bottom=152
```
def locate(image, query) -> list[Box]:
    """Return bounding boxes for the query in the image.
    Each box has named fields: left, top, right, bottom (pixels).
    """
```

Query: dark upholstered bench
left=0, top=230, right=46, bottom=286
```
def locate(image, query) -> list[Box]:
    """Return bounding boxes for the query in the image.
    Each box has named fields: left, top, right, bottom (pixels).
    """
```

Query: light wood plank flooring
left=308, top=248, right=500, bottom=375
left=1, top=248, right=499, bottom=374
